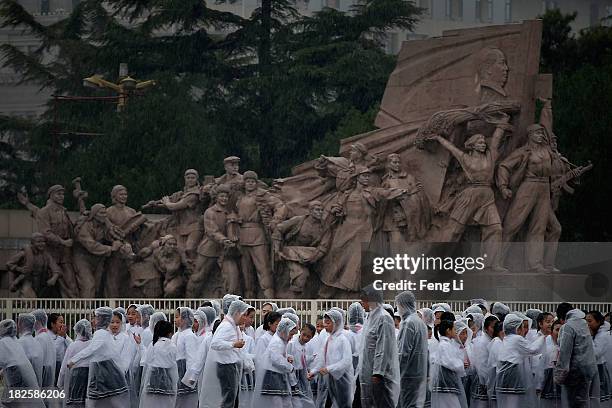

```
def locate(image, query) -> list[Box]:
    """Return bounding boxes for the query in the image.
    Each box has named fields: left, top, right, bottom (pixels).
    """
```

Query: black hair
left=435, top=320, right=454, bottom=340
left=212, top=319, right=221, bottom=334
left=484, top=316, right=498, bottom=332
left=587, top=310, right=605, bottom=334
left=47, top=313, right=62, bottom=330
left=153, top=320, right=173, bottom=344
left=536, top=312, right=553, bottom=331
left=556, top=302, right=574, bottom=321
left=492, top=320, right=503, bottom=338
left=316, top=315, right=324, bottom=321
left=551, top=319, right=563, bottom=333
left=112, top=311, right=123, bottom=322
left=200, top=301, right=213, bottom=308
left=127, top=305, right=137, bottom=311
left=302, top=323, right=316, bottom=336
left=477, top=304, right=487, bottom=314
left=263, top=312, right=282, bottom=331
left=440, top=311, right=456, bottom=322
left=394, top=315, right=401, bottom=322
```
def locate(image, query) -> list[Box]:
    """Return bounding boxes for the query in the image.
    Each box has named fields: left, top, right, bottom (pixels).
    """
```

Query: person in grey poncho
left=395, top=290, right=428, bottom=408
left=359, top=284, right=400, bottom=407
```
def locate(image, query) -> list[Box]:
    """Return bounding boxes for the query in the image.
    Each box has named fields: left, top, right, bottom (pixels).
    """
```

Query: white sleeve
left=517, top=335, right=546, bottom=356
left=210, top=325, right=235, bottom=351
left=326, top=337, right=352, bottom=379
left=70, top=332, right=105, bottom=364
left=183, top=336, right=211, bottom=386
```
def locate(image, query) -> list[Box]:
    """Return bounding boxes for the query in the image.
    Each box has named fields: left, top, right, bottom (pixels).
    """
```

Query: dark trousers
left=218, top=362, right=240, bottom=408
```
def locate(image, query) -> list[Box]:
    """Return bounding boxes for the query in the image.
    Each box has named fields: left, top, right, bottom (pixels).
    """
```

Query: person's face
left=388, top=156, right=401, bottom=173
left=552, top=323, right=561, bottom=343
left=394, top=317, right=401, bottom=329
left=52, top=316, right=65, bottom=334
left=606, top=315, right=611, bottom=323
left=310, top=204, right=324, bottom=221
left=174, top=311, right=182, bottom=329
left=446, top=326, right=456, bottom=338
left=488, top=52, right=509, bottom=85
left=115, top=189, right=128, bottom=205
left=485, top=322, right=495, bottom=338
left=357, top=173, right=370, bottom=186
left=586, top=314, right=600, bottom=334
left=94, top=207, right=107, bottom=223
left=299, top=328, right=314, bottom=345
left=349, top=148, right=362, bottom=162
left=315, top=319, right=324, bottom=333
left=262, top=304, right=273, bottom=317
left=243, top=311, right=255, bottom=328
left=32, top=237, right=46, bottom=251
left=458, top=328, right=468, bottom=344
left=540, top=315, right=554, bottom=335
left=269, top=318, right=280, bottom=333
left=427, top=327, right=432, bottom=339
left=127, top=308, right=136, bottom=324
left=193, top=320, right=200, bottom=332
left=323, top=317, right=334, bottom=333
left=517, top=320, right=529, bottom=337
left=360, top=297, right=370, bottom=313
left=216, top=192, right=229, bottom=207
left=225, top=162, right=239, bottom=175
left=434, top=311, right=443, bottom=325
left=289, top=327, right=298, bottom=338
left=473, top=135, right=487, bottom=153
left=110, top=315, right=121, bottom=335
left=184, top=173, right=198, bottom=188
left=529, top=128, right=545, bottom=144
left=51, top=190, right=65, bottom=205
left=245, top=178, right=257, bottom=192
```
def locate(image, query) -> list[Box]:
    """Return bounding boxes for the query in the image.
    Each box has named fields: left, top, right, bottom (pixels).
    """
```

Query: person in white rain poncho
left=57, top=319, right=92, bottom=408
left=67, top=307, right=128, bottom=408
left=486, top=319, right=504, bottom=408
left=359, top=285, right=400, bottom=408
left=431, top=319, right=468, bottom=408
left=194, top=307, right=213, bottom=341
left=309, top=309, right=354, bottom=408
left=182, top=309, right=214, bottom=393
left=126, top=304, right=141, bottom=336
left=587, top=311, right=612, bottom=408
left=254, top=311, right=283, bottom=368
left=172, top=307, right=200, bottom=408
left=495, top=313, right=546, bottom=408
left=287, top=323, right=317, bottom=408
left=536, top=319, right=563, bottom=408
left=347, top=302, right=365, bottom=375
left=252, top=317, right=299, bottom=408
left=17, top=313, right=44, bottom=386
left=469, top=315, right=499, bottom=408
left=455, top=319, right=474, bottom=404
left=238, top=306, right=257, bottom=408
left=1, top=319, right=46, bottom=408
left=395, top=291, right=428, bottom=408
left=556, top=307, right=598, bottom=408
left=139, top=320, right=178, bottom=408
left=32, top=309, right=56, bottom=390
left=200, top=299, right=252, bottom=408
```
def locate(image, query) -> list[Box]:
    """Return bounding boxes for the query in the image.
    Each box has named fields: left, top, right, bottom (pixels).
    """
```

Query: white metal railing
left=1, top=298, right=611, bottom=332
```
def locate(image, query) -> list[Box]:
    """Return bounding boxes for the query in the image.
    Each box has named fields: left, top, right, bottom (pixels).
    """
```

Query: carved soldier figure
left=430, top=114, right=512, bottom=272
left=186, top=185, right=239, bottom=297
left=315, top=142, right=382, bottom=192
left=213, top=156, right=244, bottom=209
left=145, top=169, right=203, bottom=260
left=73, top=204, right=124, bottom=297
left=235, top=170, right=287, bottom=298
left=497, top=124, right=555, bottom=273
left=319, top=166, right=407, bottom=297
left=36, top=185, right=78, bottom=298
left=378, top=153, right=432, bottom=243
left=272, top=200, right=331, bottom=297
left=105, top=185, right=148, bottom=297
left=6, top=233, right=61, bottom=297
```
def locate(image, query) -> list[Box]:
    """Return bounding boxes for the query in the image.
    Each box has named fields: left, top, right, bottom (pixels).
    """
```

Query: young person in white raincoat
left=17, top=313, right=44, bottom=386
left=57, top=319, right=92, bottom=408
left=139, top=320, right=178, bottom=408
left=430, top=319, right=468, bottom=408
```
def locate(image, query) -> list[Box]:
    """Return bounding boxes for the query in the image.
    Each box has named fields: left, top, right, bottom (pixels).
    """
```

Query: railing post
left=6, top=298, right=14, bottom=320
left=310, top=300, right=318, bottom=325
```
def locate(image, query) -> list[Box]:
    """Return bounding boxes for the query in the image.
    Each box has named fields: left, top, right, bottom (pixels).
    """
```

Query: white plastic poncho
left=0, top=319, right=46, bottom=407
left=17, top=313, right=44, bottom=386
left=238, top=327, right=256, bottom=408
left=535, top=335, right=562, bottom=408
left=32, top=309, right=56, bottom=389
left=58, top=319, right=92, bottom=408
left=194, top=309, right=210, bottom=339
left=222, top=294, right=242, bottom=315
left=347, top=302, right=365, bottom=375
left=137, top=304, right=155, bottom=364
left=469, top=316, right=497, bottom=408
left=396, top=290, right=428, bottom=408
left=495, top=313, right=546, bottom=408
left=172, top=307, right=199, bottom=407
left=311, top=309, right=354, bottom=408
left=251, top=318, right=297, bottom=408
left=69, top=307, right=128, bottom=407
left=431, top=334, right=468, bottom=408
left=139, top=336, right=178, bottom=408
left=255, top=302, right=279, bottom=339
left=287, top=335, right=316, bottom=408
left=419, top=307, right=435, bottom=328
left=359, top=285, right=399, bottom=408
left=199, top=299, right=251, bottom=408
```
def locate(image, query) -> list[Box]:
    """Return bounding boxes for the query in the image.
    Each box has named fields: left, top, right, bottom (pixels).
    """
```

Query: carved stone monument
left=6, top=21, right=595, bottom=300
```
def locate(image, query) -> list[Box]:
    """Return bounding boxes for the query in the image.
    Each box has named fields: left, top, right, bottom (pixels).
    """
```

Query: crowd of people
left=1, top=288, right=611, bottom=408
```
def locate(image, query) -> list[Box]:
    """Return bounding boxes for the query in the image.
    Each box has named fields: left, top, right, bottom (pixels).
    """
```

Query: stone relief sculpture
left=7, top=21, right=593, bottom=298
